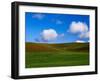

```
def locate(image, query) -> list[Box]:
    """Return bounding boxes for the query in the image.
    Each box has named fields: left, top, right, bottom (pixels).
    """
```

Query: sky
left=25, top=12, right=90, bottom=44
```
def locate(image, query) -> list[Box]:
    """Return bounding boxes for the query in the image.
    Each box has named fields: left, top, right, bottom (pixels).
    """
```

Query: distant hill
left=50, top=43, right=89, bottom=52
left=26, top=42, right=89, bottom=52
left=25, top=43, right=59, bottom=52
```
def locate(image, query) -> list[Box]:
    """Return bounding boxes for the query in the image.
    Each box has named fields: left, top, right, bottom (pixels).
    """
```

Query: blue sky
left=25, top=12, right=90, bottom=43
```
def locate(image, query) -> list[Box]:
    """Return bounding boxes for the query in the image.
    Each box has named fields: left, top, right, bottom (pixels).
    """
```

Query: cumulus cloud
left=79, top=31, right=89, bottom=38
left=68, top=21, right=89, bottom=39
left=87, top=40, right=90, bottom=43
left=69, top=21, right=88, bottom=33
left=32, top=13, right=45, bottom=20
left=34, top=38, right=40, bottom=42
left=52, top=19, right=63, bottom=25
left=41, top=29, right=58, bottom=41
left=76, top=40, right=85, bottom=43
left=59, top=33, right=64, bottom=37
left=34, top=38, right=48, bottom=43
left=56, top=20, right=63, bottom=24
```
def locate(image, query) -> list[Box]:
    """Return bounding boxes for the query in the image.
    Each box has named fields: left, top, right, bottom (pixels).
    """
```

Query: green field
left=25, top=43, right=89, bottom=68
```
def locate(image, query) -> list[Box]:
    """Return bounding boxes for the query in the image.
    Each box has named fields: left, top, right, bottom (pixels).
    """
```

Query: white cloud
left=52, top=19, right=63, bottom=25
left=76, top=40, right=85, bottom=43
left=69, top=21, right=88, bottom=33
left=32, top=13, right=45, bottom=19
left=68, top=21, right=90, bottom=39
left=56, top=20, right=63, bottom=24
left=59, top=33, right=64, bottom=37
left=41, top=29, right=58, bottom=40
left=79, top=31, right=89, bottom=38
left=87, top=40, right=90, bottom=42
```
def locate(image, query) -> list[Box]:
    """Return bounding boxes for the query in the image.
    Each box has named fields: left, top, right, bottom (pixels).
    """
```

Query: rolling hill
left=25, top=42, right=89, bottom=52
left=25, top=42, right=89, bottom=68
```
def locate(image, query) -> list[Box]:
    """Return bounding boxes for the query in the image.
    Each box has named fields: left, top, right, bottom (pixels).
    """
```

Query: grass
left=25, top=43, right=89, bottom=68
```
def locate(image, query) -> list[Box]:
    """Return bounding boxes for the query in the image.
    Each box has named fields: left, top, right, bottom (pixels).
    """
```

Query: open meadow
left=25, top=42, right=89, bottom=68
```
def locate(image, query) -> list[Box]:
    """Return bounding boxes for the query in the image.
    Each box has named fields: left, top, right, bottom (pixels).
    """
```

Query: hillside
left=25, top=42, right=89, bottom=68
left=25, top=42, right=89, bottom=52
